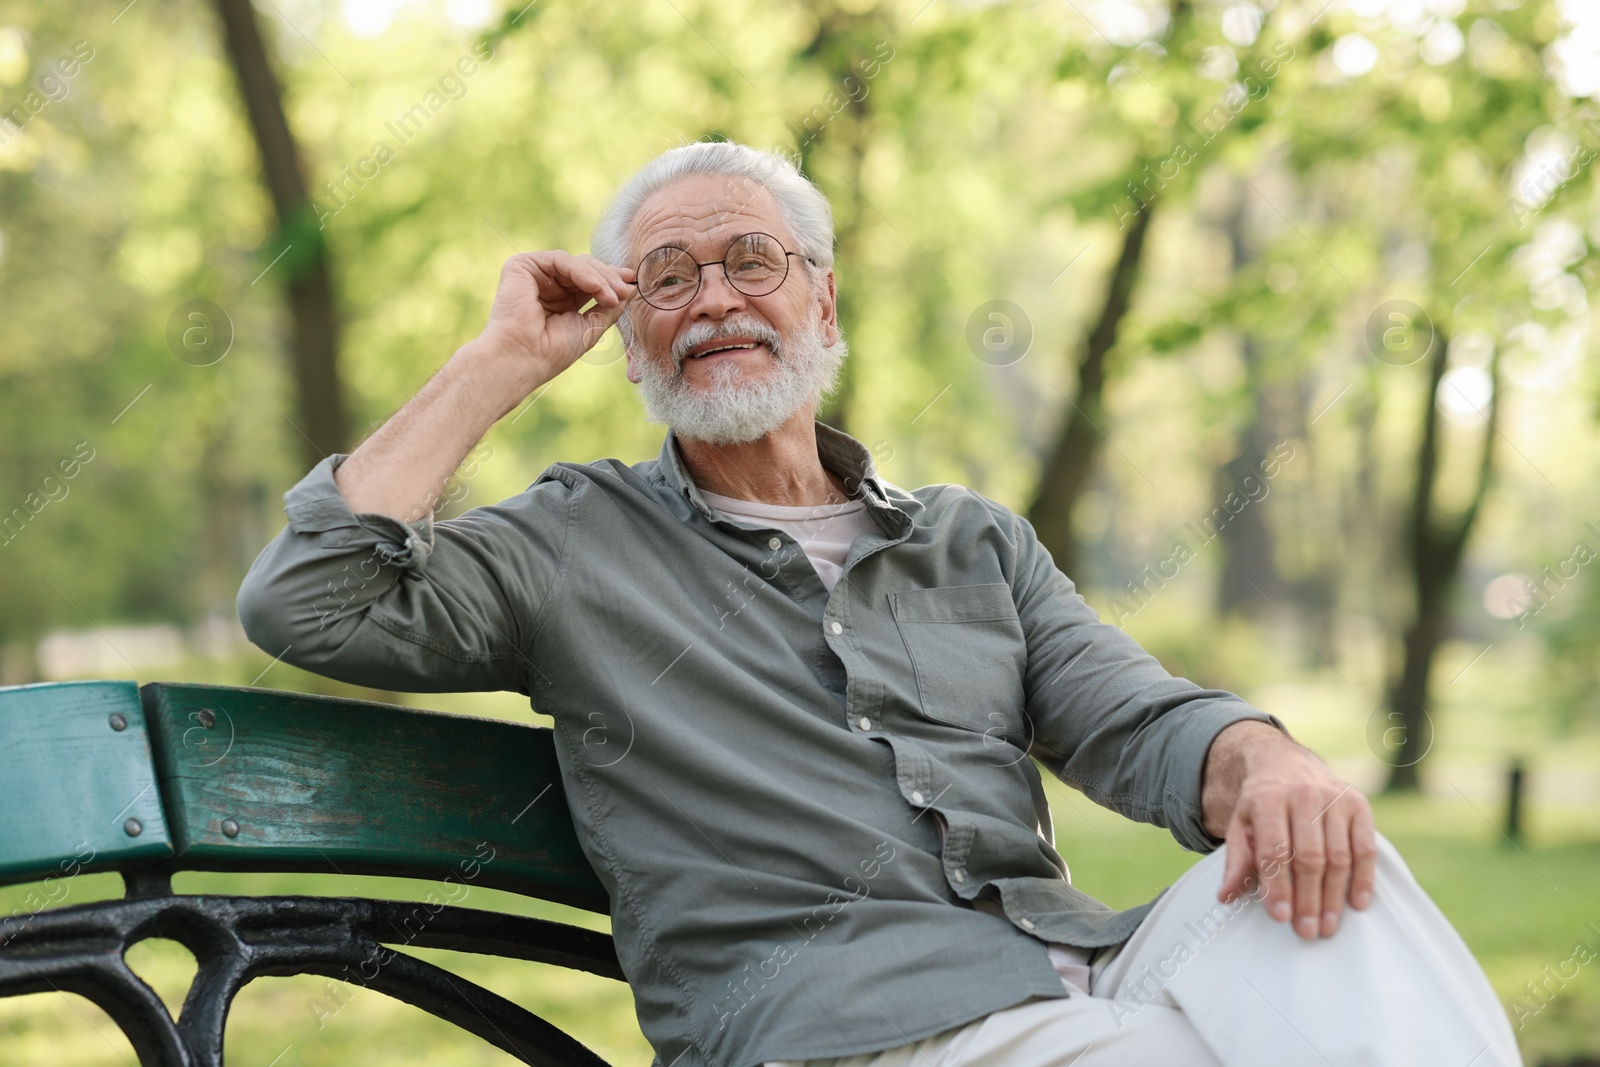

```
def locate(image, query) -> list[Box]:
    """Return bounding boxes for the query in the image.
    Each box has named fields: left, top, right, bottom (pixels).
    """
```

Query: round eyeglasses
left=633, top=232, right=807, bottom=311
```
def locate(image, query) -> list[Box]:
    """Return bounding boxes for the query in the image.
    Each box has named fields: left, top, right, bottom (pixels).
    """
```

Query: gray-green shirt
left=237, top=422, right=1278, bottom=1067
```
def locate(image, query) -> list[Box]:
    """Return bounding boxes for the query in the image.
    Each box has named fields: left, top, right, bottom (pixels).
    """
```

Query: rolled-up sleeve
left=237, top=454, right=574, bottom=695
left=1005, top=508, right=1286, bottom=853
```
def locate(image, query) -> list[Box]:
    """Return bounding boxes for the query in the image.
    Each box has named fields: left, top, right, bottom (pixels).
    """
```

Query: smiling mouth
left=686, top=341, right=766, bottom=360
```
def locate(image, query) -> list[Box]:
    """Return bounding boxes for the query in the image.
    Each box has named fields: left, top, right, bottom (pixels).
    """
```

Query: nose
left=686, top=263, right=746, bottom=320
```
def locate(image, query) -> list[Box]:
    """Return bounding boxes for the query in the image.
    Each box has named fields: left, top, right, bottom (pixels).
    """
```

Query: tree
left=790, top=4, right=892, bottom=435
left=1252, top=0, right=1584, bottom=780
left=1026, top=0, right=1293, bottom=583
left=212, top=0, right=348, bottom=466
left=1213, top=184, right=1288, bottom=616
left=1385, top=330, right=1500, bottom=789
left=1028, top=201, right=1153, bottom=580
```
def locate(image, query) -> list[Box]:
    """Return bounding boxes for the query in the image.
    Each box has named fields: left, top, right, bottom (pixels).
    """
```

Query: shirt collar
left=656, top=421, right=895, bottom=523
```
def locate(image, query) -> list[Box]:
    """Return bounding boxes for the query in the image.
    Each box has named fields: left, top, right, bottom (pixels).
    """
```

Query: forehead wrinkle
left=627, top=178, right=793, bottom=262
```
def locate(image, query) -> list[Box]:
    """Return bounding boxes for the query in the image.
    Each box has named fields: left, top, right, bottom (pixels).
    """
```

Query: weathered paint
left=0, top=681, right=173, bottom=886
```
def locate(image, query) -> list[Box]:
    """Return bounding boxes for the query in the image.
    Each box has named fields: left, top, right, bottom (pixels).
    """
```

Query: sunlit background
left=3, top=0, right=1600, bottom=1063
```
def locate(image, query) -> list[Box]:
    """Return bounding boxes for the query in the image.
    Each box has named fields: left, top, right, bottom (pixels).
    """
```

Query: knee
left=1368, top=829, right=1421, bottom=894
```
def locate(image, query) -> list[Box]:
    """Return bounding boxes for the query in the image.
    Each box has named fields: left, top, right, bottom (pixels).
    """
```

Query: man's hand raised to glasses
left=476, top=252, right=638, bottom=394
left=333, top=252, right=635, bottom=523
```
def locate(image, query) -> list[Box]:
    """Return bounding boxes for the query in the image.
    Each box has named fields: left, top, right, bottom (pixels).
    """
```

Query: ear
left=624, top=338, right=642, bottom=384
left=818, top=268, right=840, bottom=348
left=615, top=311, right=645, bottom=383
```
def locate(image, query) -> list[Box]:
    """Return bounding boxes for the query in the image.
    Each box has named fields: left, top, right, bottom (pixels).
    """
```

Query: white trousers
left=768, top=833, right=1521, bottom=1067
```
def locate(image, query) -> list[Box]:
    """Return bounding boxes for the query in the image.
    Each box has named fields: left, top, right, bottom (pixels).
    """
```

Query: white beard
left=633, top=310, right=846, bottom=445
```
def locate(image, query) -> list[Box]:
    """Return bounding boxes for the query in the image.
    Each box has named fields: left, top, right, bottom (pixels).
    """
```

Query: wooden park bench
left=0, top=680, right=622, bottom=1067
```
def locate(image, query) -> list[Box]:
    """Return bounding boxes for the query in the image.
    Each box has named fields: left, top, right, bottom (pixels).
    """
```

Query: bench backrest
left=0, top=681, right=608, bottom=913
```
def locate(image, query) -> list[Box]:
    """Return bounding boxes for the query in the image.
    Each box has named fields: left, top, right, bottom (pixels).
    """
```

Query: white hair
left=591, top=140, right=837, bottom=272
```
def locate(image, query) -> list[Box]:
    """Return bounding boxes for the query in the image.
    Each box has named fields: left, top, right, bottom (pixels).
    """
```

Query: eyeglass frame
left=629, top=232, right=820, bottom=311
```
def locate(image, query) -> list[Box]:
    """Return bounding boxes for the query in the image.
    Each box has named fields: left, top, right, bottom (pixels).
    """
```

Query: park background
left=3, top=0, right=1600, bottom=1062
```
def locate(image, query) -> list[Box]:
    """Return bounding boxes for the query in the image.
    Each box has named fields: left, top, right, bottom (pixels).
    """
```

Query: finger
left=1252, top=801, right=1294, bottom=925
left=500, top=252, right=547, bottom=294
left=1218, top=813, right=1256, bottom=903
left=537, top=253, right=620, bottom=308
left=517, top=253, right=593, bottom=308
left=578, top=300, right=628, bottom=349
left=575, top=253, right=634, bottom=303
left=1290, top=794, right=1326, bottom=941
left=1316, top=805, right=1354, bottom=937
left=501, top=251, right=539, bottom=275
left=1348, top=801, right=1379, bottom=911
left=569, top=261, right=625, bottom=308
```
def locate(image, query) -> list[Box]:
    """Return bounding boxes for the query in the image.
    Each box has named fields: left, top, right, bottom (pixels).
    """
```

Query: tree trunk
left=1215, top=190, right=1284, bottom=615
left=1215, top=341, right=1287, bottom=615
left=1026, top=202, right=1153, bottom=583
left=213, top=0, right=348, bottom=467
left=1385, top=331, right=1499, bottom=790
left=813, top=100, right=865, bottom=435
left=794, top=13, right=880, bottom=435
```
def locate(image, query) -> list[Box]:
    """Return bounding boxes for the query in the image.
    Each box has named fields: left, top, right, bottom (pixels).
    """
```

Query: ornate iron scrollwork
left=0, top=870, right=623, bottom=1067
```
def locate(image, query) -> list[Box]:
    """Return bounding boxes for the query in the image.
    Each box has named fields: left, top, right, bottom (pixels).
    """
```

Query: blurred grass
left=2, top=647, right=1597, bottom=1064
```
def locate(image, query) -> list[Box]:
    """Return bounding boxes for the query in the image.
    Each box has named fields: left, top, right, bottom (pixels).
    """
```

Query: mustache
left=670, top=316, right=784, bottom=367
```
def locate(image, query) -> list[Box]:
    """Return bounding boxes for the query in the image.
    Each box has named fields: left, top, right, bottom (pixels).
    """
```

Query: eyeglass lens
left=637, top=233, right=790, bottom=309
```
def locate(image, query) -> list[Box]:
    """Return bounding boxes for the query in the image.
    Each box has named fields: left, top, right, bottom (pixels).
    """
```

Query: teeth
left=692, top=342, right=760, bottom=358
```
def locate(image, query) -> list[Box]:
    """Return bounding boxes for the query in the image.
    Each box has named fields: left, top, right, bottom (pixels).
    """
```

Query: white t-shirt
left=698, top=488, right=878, bottom=592
left=700, top=484, right=1095, bottom=994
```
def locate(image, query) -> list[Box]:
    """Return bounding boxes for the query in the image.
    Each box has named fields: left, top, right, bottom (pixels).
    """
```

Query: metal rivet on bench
left=221, top=819, right=240, bottom=838
left=108, top=712, right=127, bottom=731
left=123, top=818, right=143, bottom=837
left=196, top=708, right=217, bottom=728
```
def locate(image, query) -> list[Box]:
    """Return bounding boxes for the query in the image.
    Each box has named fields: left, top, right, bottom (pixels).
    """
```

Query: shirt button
left=1020, top=918, right=1036, bottom=930
left=953, top=868, right=966, bottom=883
left=768, top=536, right=782, bottom=550
left=857, top=716, right=872, bottom=731
left=829, top=621, right=843, bottom=635
left=911, top=790, right=925, bottom=804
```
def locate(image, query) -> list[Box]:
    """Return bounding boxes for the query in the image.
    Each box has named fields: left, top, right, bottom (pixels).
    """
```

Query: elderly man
left=238, top=141, right=1519, bottom=1067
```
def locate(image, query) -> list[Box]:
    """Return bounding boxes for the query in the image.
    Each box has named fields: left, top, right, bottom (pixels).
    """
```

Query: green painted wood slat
left=139, top=683, right=608, bottom=912
left=0, top=681, right=174, bottom=887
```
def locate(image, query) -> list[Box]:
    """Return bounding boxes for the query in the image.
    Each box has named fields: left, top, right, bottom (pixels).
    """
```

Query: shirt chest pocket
left=889, top=583, right=1028, bottom=735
